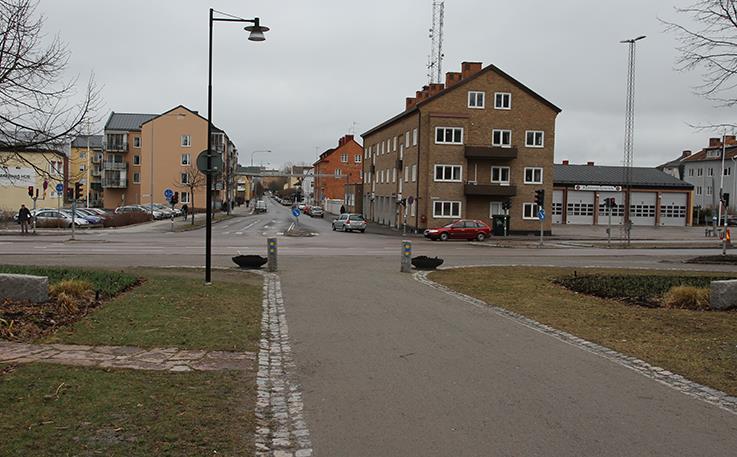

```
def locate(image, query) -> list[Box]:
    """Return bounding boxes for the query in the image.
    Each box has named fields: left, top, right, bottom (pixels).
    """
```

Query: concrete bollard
left=401, top=240, right=412, bottom=273
left=267, top=237, right=278, bottom=272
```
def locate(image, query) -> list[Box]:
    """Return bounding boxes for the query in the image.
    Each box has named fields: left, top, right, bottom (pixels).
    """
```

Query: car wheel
left=476, top=233, right=486, bottom=242
left=360, top=229, right=365, bottom=233
left=439, top=232, right=449, bottom=241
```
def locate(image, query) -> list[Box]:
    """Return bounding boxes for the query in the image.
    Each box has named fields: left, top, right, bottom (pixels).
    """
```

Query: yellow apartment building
left=70, top=135, right=103, bottom=206
left=0, top=149, right=67, bottom=213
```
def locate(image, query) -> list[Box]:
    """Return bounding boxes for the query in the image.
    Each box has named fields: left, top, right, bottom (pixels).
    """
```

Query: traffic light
left=27, top=186, right=34, bottom=197
left=502, top=199, right=512, bottom=211
left=604, top=197, right=617, bottom=208
left=170, top=192, right=179, bottom=205
left=722, top=192, right=730, bottom=207
left=534, top=189, right=545, bottom=207
left=74, top=182, right=83, bottom=200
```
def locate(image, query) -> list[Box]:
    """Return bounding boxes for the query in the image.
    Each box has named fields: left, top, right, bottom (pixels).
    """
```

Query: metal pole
left=205, top=8, right=214, bottom=284
left=539, top=219, right=543, bottom=247
left=718, top=132, right=726, bottom=227
left=86, top=134, right=91, bottom=208
left=71, top=199, right=76, bottom=241
left=31, top=195, right=37, bottom=234
left=608, top=203, right=612, bottom=247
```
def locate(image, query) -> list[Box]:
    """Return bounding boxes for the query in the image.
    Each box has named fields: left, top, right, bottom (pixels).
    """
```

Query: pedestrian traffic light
left=27, top=186, right=34, bottom=197
left=74, top=182, right=83, bottom=200
left=534, top=189, right=545, bottom=207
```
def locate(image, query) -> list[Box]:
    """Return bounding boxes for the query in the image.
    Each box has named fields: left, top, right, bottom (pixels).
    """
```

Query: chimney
left=338, top=134, right=353, bottom=147
left=461, top=62, right=482, bottom=79
left=726, top=135, right=737, bottom=145
left=709, top=137, right=721, bottom=147
left=587, top=161, right=595, bottom=166
left=406, top=97, right=417, bottom=110
left=429, top=83, right=445, bottom=95
left=445, top=72, right=462, bottom=88
left=562, top=160, right=569, bottom=165
left=681, top=150, right=692, bottom=158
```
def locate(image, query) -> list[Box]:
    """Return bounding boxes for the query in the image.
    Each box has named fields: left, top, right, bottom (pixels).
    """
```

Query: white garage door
left=630, top=191, right=657, bottom=226
left=566, top=191, right=594, bottom=225
left=552, top=190, right=563, bottom=224
left=596, top=191, right=625, bottom=226
left=660, top=192, right=688, bottom=226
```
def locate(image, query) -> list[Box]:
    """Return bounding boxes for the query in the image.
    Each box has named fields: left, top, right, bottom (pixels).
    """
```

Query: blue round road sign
left=164, top=188, right=174, bottom=199
left=291, top=208, right=301, bottom=218
left=538, top=209, right=546, bottom=221
left=55, top=183, right=64, bottom=193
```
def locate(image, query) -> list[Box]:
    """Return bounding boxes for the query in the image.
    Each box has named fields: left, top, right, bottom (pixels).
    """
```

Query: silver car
left=332, top=213, right=366, bottom=232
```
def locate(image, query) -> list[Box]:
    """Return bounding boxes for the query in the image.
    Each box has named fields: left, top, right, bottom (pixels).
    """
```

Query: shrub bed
left=102, top=212, right=152, bottom=227
left=554, top=274, right=735, bottom=308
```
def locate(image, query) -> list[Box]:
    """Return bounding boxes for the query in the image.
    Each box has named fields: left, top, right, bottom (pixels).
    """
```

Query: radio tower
left=427, top=1, right=445, bottom=84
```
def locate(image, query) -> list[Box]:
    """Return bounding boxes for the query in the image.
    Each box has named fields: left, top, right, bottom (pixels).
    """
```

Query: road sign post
left=537, top=208, right=545, bottom=247
left=401, top=240, right=412, bottom=273
left=267, top=237, right=278, bottom=272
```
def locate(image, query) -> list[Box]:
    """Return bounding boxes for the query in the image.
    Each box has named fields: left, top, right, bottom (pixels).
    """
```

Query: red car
left=424, top=219, right=491, bottom=241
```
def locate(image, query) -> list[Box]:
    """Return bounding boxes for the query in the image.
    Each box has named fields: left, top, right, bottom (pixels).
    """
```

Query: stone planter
left=232, top=255, right=268, bottom=269
left=710, top=279, right=737, bottom=310
left=411, top=256, right=444, bottom=270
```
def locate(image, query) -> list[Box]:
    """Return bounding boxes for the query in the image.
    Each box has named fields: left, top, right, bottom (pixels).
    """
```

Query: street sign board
left=574, top=185, right=622, bottom=192
left=55, top=183, right=64, bottom=193
left=538, top=209, right=546, bottom=221
left=164, top=188, right=174, bottom=200
left=196, top=149, right=224, bottom=174
left=291, top=208, right=301, bottom=218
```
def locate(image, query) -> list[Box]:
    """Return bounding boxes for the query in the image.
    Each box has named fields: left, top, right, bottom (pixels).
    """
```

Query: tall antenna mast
left=427, top=1, right=445, bottom=84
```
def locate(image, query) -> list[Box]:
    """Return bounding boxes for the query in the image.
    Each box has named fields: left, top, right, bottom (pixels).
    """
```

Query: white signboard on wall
left=574, top=185, right=622, bottom=192
left=0, top=167, right=35, bottom=187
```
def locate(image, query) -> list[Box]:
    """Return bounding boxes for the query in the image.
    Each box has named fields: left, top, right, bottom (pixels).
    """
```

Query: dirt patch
left=686, top=255, right=737, bottom=265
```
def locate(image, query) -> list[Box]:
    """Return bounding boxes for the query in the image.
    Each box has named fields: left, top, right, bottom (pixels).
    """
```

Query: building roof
left=71, top=135, right=103, bottom=149
left=362, top=63, right=562, bottom=138
left=554, top=164, right=693, bottom=189
left=104, top=112, right=157, bottom=132
left=140, top=105, right=224, bottom=133
left=682, top=145, right=737, bottom=163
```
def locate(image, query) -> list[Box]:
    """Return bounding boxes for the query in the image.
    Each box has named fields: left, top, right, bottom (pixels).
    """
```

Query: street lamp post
left=251, top=149, right=271, bottom=167
left=206, top=8, right=269, bottom=284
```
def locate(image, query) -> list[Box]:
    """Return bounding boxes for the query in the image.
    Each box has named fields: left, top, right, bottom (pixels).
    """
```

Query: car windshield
left=349, top=215, right=364, bottom=221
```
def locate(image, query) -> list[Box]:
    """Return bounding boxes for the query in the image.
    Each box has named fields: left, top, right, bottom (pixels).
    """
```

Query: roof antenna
left=426, top=1, right=445, bottom=84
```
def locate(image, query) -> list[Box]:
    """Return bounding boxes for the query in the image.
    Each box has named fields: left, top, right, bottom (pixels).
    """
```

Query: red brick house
left=313, top=135, right=364, bottom=204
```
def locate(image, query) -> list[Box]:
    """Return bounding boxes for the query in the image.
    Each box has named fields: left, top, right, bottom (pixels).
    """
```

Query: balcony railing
left=104, top=143, right=128, bottom=152
left=465, top=145, right=518, bottom=160
left=102, top=177, right=127, bottom=188
left=103, top=161, right=127, bottom=171
left=464, top=183, right=517, bottom=197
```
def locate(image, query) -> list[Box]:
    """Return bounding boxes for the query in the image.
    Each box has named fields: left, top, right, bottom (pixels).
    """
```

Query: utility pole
left=620, top=35, right=646, bottom=246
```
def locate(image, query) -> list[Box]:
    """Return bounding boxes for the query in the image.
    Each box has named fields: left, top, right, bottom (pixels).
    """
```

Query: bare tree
left=663, top=0, right=737, bottom=114
left=177, top=165, right=206, bottom=224
left=0, top=0, right=100, bottom=175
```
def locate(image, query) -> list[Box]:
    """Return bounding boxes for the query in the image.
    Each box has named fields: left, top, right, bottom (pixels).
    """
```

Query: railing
left=465, top=145, right=518, bottom=160
left=102, top=162, right=127, bottom=171
left=104, top=143, right=128, bottom=152
left=464, top=183, right=517, bottom=197
left=102, top=177, right=127, bottom=188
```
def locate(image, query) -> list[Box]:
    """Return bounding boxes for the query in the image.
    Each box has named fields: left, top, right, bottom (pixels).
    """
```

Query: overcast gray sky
left=41, top=0, right=733, bottom=168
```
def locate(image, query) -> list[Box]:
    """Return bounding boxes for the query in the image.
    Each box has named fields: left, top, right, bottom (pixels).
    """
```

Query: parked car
left=424, top=219, right=491, bottom=241
left=332, top=213, right=366, bottom=232
left=255, top=200, right=267, bottom=213
left=152, top=203, right=179, bottom=217
left=309, top=206, right=324, bottom=218
left=66, top=208, right=103, bottom=225
left=33, top=209, right=90, bottom=228
left=115, top=205, right=153, bottom=218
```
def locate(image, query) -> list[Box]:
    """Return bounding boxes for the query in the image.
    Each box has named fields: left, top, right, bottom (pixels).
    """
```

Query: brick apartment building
left=101, top=105, right=236, bottom=210
left=361, top=61, right=561, bottom=234
left=313, top=134, right=364, bottom=205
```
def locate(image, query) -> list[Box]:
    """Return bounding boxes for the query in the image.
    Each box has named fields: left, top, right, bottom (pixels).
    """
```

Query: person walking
left=181, top=204, right=189, bottom=220
left=340, top=204, right=346, bottom=214
left=17, top=204, right=31, bottom=234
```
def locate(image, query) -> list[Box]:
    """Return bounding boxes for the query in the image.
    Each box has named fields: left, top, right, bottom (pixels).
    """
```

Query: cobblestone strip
left=414, top=270, right=737, bottom=416
left=0, top=341, right=255, bottom=372
left=254, top=272, right=312, bottom=457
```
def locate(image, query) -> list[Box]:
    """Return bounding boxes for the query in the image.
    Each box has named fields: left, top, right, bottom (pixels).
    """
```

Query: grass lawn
left=44, top=268, right=262, bottom=352
left=0, top=363, right=254, bottom=456
left=0, top=265, right=137, bottom=297
left=430, top=266, right=737, bottom=396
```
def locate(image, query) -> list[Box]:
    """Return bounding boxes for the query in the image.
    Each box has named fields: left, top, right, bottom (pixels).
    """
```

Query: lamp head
left=245, top=18, right=269, bottom=41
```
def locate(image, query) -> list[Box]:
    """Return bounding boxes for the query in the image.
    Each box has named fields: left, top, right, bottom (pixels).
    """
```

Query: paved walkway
left=0, top=341, right=255, bottom=372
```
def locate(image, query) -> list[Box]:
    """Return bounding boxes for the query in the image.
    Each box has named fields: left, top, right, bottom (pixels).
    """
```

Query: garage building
left=553, top=162, right=694, bottom=226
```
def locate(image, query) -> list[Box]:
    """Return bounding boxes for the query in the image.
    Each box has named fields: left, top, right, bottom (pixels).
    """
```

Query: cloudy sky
left=40, top=0, right=733, bottom=168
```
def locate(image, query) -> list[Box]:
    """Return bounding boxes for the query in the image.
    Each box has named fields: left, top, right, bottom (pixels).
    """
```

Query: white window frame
left=435, top=127, right=464, bottom=145
left=494, top=92, right=512, bottom=110
left=354, top=154, right=362, bottom=163
left=132, top=172, right=140, bottom=184
left=525, top=130, right=544, bottom=148
left=707, top=186, right=713, bottom=196
left=468, top=91, right=485, bottom=109
left=523, top=167, right=543, bottom=184
left=180, top=191, right=190, bottom=204
left=181, top=135, right=191, bottom=147
left=491, top=166, right=511, bottom=185
left=392, top=168, right=396, bottom=183
left=181, top=153, right=190, bottom=165
left=405, top=131, right=411, bottom=148
left=433, top=200, right=462, bottom=219
left=411, top=164, right=417, bottom=182
left=434, top=164, right=462, bottom=182
left=523, top=202, right=539, bottom=220
left=492, top=129, right=512, bottom=148
left=380, top=170, right=384, bottom=183
left=133, top=136, right=141, bottom=148
left=489, top=201, right=504, bottom=217
left=133, top=155, right=141, bottom=166
left=725, top=167, right=732, bottom=176
left=412, top=128, right=418, bottom=146
left=393, top=137, right=398, bottom=151
left=697, top=168, right=703, bottom=177
left=335, top=168, right=342, bottom=178
left=404, top=166, right=409, bottom=183
left=340, top=153, right=348, bottom=163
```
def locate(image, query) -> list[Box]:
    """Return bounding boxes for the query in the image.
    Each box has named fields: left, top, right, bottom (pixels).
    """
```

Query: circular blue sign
left=55, top=183, right=64, bottom=193
left=538, top=209, right=546, bottom=221
left=291, top=208, right=300, bottom=217
left=164, top=188, right=174, bottom=199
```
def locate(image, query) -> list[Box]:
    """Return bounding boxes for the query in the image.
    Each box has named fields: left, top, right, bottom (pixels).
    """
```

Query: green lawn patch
left=44, top=268, right=262, bottom=352
left=0, top=265, right=137, bottom=297
left=430, top=267, right=737, bottom=396
left=0, top=363, right=254, bottom=456
left=687, top=255, right=737, bottom=265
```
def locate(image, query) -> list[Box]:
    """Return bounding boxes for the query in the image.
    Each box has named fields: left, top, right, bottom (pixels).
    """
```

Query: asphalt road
left=2, top=200, right=737, bottom=455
